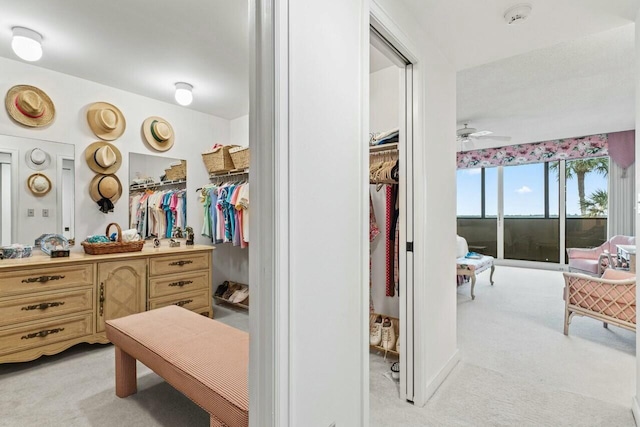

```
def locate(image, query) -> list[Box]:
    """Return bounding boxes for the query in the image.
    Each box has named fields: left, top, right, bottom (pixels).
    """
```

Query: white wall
left=370, top=65, right=401, bottom=318
left=230, top=115, right=250, bottom=147
left=372, top=0, right=459, bottom=405
left=286, top=0, right=368, bottom=424
left=128, top=152, right=184, bottom=183
left=0, top=56, right=231, bottom=250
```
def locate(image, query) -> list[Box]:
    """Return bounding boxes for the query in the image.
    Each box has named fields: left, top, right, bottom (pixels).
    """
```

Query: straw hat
left=89, top=174, right=122, bottom=203
left=87, top=102, right=126, bottom=140
left=25, top=148, right=51, bottom=170
left=27, top=173, right=52, bottom=196
left=85, top=141, right=121, bottom=174
left=5, top=85, right=55, bottom=127
left=142, top=116, right=174, bottom=151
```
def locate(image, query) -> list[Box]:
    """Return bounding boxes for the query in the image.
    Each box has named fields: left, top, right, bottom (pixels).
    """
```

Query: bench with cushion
left=456, top=235, right=495, bottom=300
left=105, top=305, right=248, bottom=427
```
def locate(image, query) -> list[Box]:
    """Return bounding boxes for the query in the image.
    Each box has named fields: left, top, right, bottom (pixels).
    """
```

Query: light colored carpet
left=370, top=266, right=636, bottom=426
left=0, top=303, right=248, bottom=427
left=1, top=269, right=636, bottom=426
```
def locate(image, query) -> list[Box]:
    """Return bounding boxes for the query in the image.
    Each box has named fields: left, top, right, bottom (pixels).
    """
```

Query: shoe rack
left=213, top=295, right=249, bottom=310
left=369, top=312, right=399, bottom=357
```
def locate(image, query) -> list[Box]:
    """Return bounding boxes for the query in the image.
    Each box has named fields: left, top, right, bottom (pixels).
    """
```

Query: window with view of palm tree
left=550, top=157, right=608, bottom=216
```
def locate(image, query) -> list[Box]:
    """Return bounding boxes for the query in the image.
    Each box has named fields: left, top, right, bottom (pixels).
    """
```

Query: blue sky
left=457, top=161, right=608, bottom=217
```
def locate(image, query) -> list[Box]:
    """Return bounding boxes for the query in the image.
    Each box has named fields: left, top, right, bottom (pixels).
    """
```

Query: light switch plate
left=42, top=209, right=49, bottom=217
left=27, top=208, right=34, bottom=217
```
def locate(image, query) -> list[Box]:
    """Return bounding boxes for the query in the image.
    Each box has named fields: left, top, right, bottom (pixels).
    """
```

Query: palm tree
left=580, top=189, right=608, bottom=217
left=549, top=158, right=608, bottom=215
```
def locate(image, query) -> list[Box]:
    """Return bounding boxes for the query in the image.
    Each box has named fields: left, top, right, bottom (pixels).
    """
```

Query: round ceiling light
left=174, top=82, right=193, bottom=106
left=11, top=27, right=43, bottom=62
left=504, top=4, right=532, bottom=25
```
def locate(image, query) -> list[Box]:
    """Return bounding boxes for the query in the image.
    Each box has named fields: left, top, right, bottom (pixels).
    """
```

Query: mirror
left=0, top=135, right=75, bottom=246
left=128, top=153, right=187, bottom=240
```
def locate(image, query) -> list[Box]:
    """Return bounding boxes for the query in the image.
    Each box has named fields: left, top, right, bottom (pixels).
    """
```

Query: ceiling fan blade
left=475, top=135, right=512, bottom=142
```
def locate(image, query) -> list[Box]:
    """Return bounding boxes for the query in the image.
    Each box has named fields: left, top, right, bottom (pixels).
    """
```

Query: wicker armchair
left=563, top=269, right=635, bottom=335
left=567, top=235, right=635, bottom=275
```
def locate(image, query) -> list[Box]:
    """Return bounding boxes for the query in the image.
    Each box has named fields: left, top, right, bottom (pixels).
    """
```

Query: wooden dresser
left=0, top=245, right=213, bottom=363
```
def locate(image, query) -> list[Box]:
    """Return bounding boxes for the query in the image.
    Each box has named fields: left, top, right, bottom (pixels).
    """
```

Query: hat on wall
left=87, top=102, right=126, bottom=140
left=5, top=85, right=55, bottom=127
left=25, top=148, right=51, bottom=170
left=85, top=141, right=121, bottom=174
left=27, top=173, right=52, bottom=197
left=89, top=173, right=122, bottom=212
left=142, top=116, right=174, bottom=152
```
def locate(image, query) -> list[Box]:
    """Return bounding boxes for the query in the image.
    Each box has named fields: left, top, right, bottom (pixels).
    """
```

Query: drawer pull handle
left=99, top=282, right=105, bottom=316
left=21, top=275, right=65, bottom=284
left=21, top=301, right=65, bottom=311
left=169, top=280, right=193, bottom=287
left=174, top=299, right=193, bottom=307
left=168, top=260, right=192, bottom=267
left=21, top=327, right=65, bottom=340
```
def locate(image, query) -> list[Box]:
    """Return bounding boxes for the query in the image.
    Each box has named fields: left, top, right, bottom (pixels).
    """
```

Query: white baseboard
left=632, top=396, right=640, bottom=426
left=419, top=349, right=460, bottom=406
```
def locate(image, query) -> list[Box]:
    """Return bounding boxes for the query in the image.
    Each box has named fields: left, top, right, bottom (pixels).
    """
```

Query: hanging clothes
left=200, top=180, right=249, bottom=248
left=369, top=194, right=380, bottom=313
left=129, top=188, right=186, bottom=240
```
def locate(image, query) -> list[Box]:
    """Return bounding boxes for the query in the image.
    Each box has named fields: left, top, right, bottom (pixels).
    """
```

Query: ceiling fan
left=456, top=123, right=512, bottom=145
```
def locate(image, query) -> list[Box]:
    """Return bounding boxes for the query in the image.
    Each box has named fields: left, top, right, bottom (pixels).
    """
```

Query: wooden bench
left=105, top=305, right=249, bottom=427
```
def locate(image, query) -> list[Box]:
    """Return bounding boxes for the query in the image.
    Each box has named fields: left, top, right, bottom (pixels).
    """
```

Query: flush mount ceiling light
left=504, top=4, right=532, bottom=25
left=174, top=82, right=193, bottom=106
left=11, top=27, right=43, bottom=62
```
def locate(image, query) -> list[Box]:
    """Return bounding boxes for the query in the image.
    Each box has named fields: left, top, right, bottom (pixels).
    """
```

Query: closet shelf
left=369, top=143, right=398, bottom=153
left=213, top=295, right=249, bottom=310
left=369, top=344, right=399, bottom=356
left=129, top=179, right=186, bottom=191
left=209, top=169, right=249, bottom=179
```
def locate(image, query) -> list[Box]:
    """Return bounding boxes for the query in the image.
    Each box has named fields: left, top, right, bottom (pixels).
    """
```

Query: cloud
left=465, top=169, right=481, bottom=175
left=516, top=186, right=532, bottom=194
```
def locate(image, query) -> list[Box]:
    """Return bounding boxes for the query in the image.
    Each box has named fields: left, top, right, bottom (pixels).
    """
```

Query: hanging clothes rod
left=129, top=179, right=186, bottom=192
left=369, top=143, right=399, bottom=153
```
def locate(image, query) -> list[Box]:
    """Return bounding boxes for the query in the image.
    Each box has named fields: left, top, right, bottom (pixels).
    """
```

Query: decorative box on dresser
left=0, top=245, right=213, bottom=363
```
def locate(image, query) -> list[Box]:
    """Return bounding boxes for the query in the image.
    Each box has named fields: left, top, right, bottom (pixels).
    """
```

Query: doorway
left=368, top=26, right=415, bottom=404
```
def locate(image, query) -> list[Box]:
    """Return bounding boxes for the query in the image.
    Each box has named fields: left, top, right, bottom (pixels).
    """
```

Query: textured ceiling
left=0, top=0, right=249, bottom=119
left=457, top=24, right=635, bottom=150
left=400, top=0, right=638, bottom=70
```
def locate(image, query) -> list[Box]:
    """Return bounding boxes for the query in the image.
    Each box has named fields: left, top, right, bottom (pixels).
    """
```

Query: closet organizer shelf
left=209, top=169, right=249, bottom=179
left=129, top=179, right=186, bottom=191
left=213, top=295, right=249, bottom=310
left=369, top=143, right=398, bottom=153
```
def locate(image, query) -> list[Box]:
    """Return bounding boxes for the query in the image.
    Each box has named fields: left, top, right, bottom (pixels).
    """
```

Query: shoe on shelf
left=395, top=336, right=400, bottom=353
left=381, top=317, right=396, bottom=351
left=222, top=282, right=240, bottom=300
left=370, top=315, right=383, bottom=346
left=214, top=281, right=229, bottom=297
left=391, top=362, right=400, bottom=380
left=231, top=286, right=249, bottom=303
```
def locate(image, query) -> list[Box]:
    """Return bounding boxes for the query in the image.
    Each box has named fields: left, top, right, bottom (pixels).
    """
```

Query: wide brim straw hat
left=5, top=85, right=55, bottom=127
left=87, top=102, right=126, bottom=141
left=89, top=174, right=122, bottom=203
left=25, top=148, right=51, bottom=170
left=27, top=173, right=52, bottom=196
left=142, top=116, right=175, bottom=152
left=85, top=141, right=122, bottom=174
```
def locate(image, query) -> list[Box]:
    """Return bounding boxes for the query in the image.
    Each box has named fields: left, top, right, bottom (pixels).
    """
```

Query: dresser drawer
left=0, top=288, right=93, bottom=327
left=148, top=290, right=210, bottom=312
left=148, top=271, right=209, bottom=299
left=0, top=264, right=94, bottom=297
left=0, top=313, right=93, bottom=356
left=149, top=253, right=210, bottom=276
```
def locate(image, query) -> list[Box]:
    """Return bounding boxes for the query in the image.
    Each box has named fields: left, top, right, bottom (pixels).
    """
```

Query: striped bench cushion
left=106, top=306, right=248, bottom=427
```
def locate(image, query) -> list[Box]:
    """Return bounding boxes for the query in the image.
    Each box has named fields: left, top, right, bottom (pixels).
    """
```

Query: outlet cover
left=27, top=208, right=34, bottom=217
left=42, top=209, right=49, bottom=217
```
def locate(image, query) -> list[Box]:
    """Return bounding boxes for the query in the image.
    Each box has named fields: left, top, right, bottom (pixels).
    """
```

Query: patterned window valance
left=457, top=134, right=608, bottom=169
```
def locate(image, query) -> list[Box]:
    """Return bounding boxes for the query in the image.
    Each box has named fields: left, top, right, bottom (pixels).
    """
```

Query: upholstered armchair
left=567, top=235, right=635, bottom=275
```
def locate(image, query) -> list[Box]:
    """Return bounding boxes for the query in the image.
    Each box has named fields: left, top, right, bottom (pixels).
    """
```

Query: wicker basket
left=165, top=160, right=186, bottom=181
left=81, top=223, right=144, bottom=255
left=229, top=146, right=250, bottom=170
left=201, top=145, right=237, bottom=173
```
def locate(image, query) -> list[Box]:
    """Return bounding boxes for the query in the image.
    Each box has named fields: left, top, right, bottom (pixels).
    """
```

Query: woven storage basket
left=202, top=145, right=237, bottom=173
left=81, top=223, right=144, bottom=255
left=165, top=160, right=186, bottom=180
left=229, top=146, right=250, bottom=170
